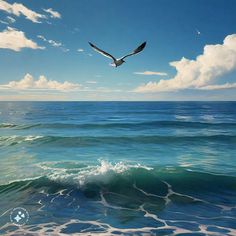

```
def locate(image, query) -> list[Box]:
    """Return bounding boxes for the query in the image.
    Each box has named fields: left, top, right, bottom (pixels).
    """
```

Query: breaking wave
left=1, top=161, right=236, bottom=235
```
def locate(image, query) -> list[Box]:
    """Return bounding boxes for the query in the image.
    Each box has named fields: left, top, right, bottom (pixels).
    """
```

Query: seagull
left=88, top=41, right=146, bottom=67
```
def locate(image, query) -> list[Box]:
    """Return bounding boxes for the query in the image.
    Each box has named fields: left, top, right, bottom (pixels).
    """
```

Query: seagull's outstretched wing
left=89, top=42, right=116, bottom=61
left=121, top=42, right=146, bottom=60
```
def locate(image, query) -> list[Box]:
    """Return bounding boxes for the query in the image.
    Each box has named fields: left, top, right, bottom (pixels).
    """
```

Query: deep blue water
left=0, top=101, right=236, bottom=235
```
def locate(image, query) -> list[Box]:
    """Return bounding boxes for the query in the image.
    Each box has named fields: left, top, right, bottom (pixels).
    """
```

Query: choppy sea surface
left=0, top=101, right=236, bottom=235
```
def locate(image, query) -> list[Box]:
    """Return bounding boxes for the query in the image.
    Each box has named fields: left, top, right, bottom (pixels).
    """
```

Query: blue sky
left=0, top=0, right=236, bottom=100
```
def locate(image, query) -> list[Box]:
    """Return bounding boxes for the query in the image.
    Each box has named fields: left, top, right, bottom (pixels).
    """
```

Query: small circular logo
left=10, top=207, right=29, bottom=226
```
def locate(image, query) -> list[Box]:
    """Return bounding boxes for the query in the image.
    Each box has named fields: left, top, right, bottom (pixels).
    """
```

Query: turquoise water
left=0, top=102, right=236, bottom=235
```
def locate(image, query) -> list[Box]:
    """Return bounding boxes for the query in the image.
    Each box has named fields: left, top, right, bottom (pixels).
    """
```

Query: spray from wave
left=38, top=160, right=153, bottom=187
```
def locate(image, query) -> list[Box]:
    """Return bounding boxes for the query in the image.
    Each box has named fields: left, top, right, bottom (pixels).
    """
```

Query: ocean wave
left=40, top=160, right=153, bottom=188
left=201, top=115, right=215, bottom=121
left=0, top=160, right=154, bottom=191
left=1, top=120, right=236, bottom=131
left=1, top=134, right=236, bottom=147
left=175, top=115, right=192, bottom=121
left=1, top=161, right=235, bottom=195
left=1, top=161, right=236, bottom=236
left=0, top=135, right=44, bottom=146
left=0, top=123, right=17, bottom=128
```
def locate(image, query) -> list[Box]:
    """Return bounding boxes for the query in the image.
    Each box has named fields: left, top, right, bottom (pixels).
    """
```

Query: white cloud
left=0, top=19, right=8, bottom=24
left=77, top=49, right=93, bottom=56
left=62, top=48, right=70, bottom=53
left=0, top=16, right=15, bottom=25
left=6, top=16, right=15, bottom=23
left=0, top=0, right=46, bottom=23
left=43, top=8, right=61, bottom=19
left=135, top=34, right=236, bottom=93
left=1, top=73, right=81, bottom=91
left=37, top=35, right=62, bottom=48
left=198, top=83, right=236, bottom=90
left=37, top=35, right=46, bottom=41
left=86, top=81, right=97, bottom=84
left=48, top=39, right=61, bottom=47
left=134, top=71, right=168, bottom=76
left=0, top=27, right=44, bottom=51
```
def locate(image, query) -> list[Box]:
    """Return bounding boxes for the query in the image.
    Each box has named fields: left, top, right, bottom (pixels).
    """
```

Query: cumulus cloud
left=77, top=48, right=84, bottom=52
left=1, top=73, right=81, bottom=91
left=134, top=71, right=168, bottom=76
left=37, top=35, right=62, bottom=47
left=135, top=34, right=236, bottom=92
left=43, top=8, right=61, bottom=19
left=0, top=27, right=44, bottom=51
left=0, top=0, right=46, bottom=23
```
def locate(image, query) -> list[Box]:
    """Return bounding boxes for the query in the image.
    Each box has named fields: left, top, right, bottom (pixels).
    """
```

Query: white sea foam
left=175, top=115, right=192, bottom=121
left=24, top=135, right=44, bottom=141
left=0, top=135, right=44, bottom=145
left=0, top=175, right=43, bottom=187
left=2, top=216, right=235, bottom=236
left=201, top=115, right=215, bottom=121
left=39, top=160, right=152, bottom=187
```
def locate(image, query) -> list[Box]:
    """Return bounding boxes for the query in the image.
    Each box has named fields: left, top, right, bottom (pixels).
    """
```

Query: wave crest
left=38, top=160, right=153, bottom=187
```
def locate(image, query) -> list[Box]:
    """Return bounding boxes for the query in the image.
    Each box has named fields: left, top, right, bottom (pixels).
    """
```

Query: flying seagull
left=88, top=41, right=146, bottom=67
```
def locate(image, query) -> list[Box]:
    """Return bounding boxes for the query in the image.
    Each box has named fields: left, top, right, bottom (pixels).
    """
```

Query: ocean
left=0, top=101, right=236, bottom=235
